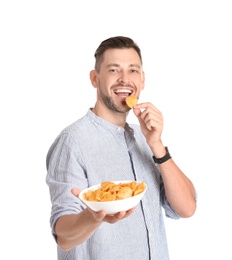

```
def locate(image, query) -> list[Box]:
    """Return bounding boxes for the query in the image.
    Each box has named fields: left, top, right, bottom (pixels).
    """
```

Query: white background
left=1, top=1, right=231, bottom=259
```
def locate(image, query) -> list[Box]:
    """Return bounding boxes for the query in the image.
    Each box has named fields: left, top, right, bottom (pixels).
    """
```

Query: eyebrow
left=106, top=63, right=141, bottom=69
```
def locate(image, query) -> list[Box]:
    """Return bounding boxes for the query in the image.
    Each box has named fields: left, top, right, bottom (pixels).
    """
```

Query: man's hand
left=72, top=188, right=136, bottom=224
left=133, top=102, right=163, bottom=147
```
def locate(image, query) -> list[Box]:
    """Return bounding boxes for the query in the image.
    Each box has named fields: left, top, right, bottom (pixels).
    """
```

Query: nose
left=117, top=71, right=131, bottom=85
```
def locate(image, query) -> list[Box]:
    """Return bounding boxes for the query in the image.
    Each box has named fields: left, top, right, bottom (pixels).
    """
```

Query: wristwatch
left=152, top=147, right=171, bottom=164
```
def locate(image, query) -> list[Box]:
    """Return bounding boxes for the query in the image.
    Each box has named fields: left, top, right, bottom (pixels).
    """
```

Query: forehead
left=102, top=48, right=142, bottom=67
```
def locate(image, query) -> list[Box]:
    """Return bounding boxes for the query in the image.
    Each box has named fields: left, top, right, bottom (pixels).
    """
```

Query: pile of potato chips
left=83, top=181, right=146, bottom=202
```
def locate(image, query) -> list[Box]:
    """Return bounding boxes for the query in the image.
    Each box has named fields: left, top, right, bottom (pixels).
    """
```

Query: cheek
left=141, top=82, right=145, bottom=90
left=134, top=77, right=144, bottom=90
left=140, top=76, right=145, bottom=90
left=99, top=76, right=116, bottom=88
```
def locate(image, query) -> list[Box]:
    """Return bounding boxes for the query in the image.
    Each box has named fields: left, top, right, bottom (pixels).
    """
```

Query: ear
left=90, top=70, right=98, bottom=88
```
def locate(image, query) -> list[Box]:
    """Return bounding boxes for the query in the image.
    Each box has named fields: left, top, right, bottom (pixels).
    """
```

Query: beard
left=99, top=88, right=129, bottom=113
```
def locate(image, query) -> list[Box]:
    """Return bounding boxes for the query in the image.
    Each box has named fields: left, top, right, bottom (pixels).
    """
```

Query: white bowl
left=79, top=180, right=147, bottom=214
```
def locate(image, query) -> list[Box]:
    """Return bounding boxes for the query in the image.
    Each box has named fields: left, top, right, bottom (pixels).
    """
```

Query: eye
left=109, top=68, right=119, bottom=73
left=130, top=69, right=139, bottom=74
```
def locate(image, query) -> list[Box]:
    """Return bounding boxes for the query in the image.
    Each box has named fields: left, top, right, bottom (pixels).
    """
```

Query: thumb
left=133, top=107, right=144, bottom=126
left=71, top=188, right=81, bottom=197
left=133, top=107, right=141, bottom=117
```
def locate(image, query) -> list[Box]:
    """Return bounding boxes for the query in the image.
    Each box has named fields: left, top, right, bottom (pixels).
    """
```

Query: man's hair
left=94, top=36, right=142, bottom=72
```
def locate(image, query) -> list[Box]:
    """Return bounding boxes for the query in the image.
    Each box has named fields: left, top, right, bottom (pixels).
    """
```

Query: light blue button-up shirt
left=46, top=109, right=180, bottom=260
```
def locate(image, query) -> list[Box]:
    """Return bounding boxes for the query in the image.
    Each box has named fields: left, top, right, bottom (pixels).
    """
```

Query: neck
left=92, top=104, right=128, bottom=127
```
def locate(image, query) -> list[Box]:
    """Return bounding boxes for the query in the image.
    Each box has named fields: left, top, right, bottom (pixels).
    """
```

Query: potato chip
left=126, top=95, right=138, bottom=108
left=83, top=181, right=146, bottom=202
left=101, top=192, right=116, bottom=202
left=133, top=188, right=144, bottom=196
left=116, top=186, right=133, bottom=199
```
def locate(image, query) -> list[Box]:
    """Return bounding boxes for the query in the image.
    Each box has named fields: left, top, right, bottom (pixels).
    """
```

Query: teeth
left=114, top=89, right=132, bottom=93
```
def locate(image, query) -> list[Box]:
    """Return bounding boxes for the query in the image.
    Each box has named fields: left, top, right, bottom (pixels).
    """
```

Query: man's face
left=94, top=48, right=145, bottom=113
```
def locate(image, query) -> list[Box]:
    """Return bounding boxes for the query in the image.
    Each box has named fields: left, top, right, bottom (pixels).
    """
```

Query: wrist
left=152, top=146, right=172, bottom=164
left=150, top=141, right=166, bottom=158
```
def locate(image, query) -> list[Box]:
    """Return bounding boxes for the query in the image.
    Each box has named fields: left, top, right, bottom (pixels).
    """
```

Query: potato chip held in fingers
left=126, top=95, right=138, bottom=108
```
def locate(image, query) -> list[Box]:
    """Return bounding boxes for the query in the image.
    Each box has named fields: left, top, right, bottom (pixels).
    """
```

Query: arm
left=47, top=134, right=136, bottom=251
left=55, top=188, right=136, bottom=251
left=151, top=142, right=196, bottom=218
left=133, top=102, right=197, bottom=218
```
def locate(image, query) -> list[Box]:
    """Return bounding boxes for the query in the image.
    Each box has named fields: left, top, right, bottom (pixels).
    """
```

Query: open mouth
left=114, top=89, right=133, bottom=98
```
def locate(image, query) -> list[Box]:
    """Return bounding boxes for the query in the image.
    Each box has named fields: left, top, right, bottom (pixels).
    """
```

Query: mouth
left=113, top=88, right=133, bottom=98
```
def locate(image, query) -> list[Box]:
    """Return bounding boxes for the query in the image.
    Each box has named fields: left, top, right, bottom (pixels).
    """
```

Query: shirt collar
left=86, top=108, right=134, bottom=136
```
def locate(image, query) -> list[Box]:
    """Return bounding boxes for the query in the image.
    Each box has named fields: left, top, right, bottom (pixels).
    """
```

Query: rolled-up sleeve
left=46, top=133, right=87, bottom=235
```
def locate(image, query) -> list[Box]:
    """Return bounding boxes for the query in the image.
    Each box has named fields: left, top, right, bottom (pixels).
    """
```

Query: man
left=46, top=36, right=197, bottom=260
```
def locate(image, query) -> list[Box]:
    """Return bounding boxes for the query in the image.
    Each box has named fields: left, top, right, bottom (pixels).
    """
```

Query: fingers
left=133, top=102, right=163, bottom=131
left=89, top=207, right=136, bottom=224
left=71, top=188, right=81, bottom=197
left=90, top=209, right=108, bottom=222
left=103, top=207, right=136, bottom=223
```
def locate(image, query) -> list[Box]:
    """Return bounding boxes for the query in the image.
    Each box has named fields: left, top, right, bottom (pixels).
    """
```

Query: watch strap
left=152, top=147, right=171, bottom=164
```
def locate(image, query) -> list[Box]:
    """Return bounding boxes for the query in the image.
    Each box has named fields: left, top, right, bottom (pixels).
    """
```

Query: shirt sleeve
left=160, top=176, right=181, bottom=220
left=46, top=132, right=88, bottom=236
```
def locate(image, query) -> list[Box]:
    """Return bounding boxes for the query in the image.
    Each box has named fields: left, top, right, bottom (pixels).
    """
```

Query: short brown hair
left=94, top=36, right=142, bottom=72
